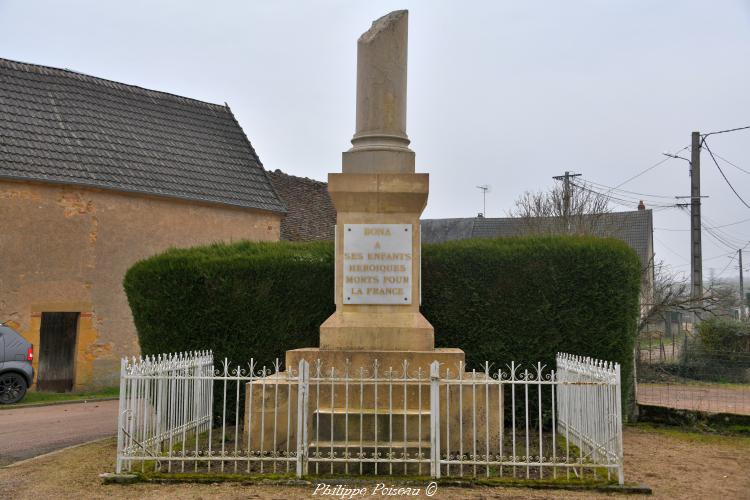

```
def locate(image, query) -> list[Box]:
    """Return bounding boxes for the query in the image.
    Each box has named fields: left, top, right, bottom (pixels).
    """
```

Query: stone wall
left=0, top=178, right=281, bottom=389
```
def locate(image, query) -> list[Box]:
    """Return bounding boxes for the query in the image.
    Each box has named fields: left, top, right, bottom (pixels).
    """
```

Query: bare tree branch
left=508, top=182, right=615, bottom=236
left=638, top=260, right=740, bottom=334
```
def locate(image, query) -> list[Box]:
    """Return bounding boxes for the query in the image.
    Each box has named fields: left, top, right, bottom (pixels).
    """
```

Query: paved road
left=0, top=400, right=118, bottom=466
left=638, top=383, right=750, bottom=415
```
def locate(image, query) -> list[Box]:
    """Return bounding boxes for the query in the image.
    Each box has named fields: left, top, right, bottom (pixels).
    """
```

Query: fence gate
left=117, top=352, right=623, bottom=485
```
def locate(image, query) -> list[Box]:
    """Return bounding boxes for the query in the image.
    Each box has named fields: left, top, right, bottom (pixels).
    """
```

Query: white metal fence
left=116, top=351, right=623, bottom=484
left=116, top=352, right=214, bottom=472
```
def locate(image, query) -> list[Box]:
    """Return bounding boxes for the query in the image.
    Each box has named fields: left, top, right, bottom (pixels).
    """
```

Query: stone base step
left=309, top=440, right=430, bottom=449
left=313, top=407, right=430, bottom=415
left=314, top=410, right=430, bottom=442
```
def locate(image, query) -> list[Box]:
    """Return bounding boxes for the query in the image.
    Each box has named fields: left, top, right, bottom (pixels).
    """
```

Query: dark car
left=0, top=322, right=34, bottom=404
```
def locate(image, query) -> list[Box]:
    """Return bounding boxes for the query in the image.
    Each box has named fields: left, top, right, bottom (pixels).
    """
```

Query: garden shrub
left=697, top=317, right=750, bottom=353
left=661, top=318, right=750, bottom=383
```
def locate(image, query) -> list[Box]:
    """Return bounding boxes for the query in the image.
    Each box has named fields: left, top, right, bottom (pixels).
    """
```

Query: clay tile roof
left=267, top=170, right=336, bottom=241
left=0, top=57, right=285, bottom=213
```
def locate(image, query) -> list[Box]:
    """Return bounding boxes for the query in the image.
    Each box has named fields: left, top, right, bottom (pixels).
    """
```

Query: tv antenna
left=476, top=184, right=490, bottom=217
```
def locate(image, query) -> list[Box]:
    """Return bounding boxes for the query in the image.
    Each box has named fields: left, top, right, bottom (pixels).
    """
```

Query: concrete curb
left=0, top=396, right=118, bottom=411
left=1, top=436, right=115, bottom=469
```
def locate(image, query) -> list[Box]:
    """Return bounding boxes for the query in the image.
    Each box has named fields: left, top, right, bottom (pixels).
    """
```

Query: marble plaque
left=343, top=224, right=412, bottom=304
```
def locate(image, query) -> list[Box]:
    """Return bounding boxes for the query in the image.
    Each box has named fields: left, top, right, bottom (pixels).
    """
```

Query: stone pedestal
left=286, top=347, right=464, bottom=378
left=319, top=312, right=434, bottom=351
left=244, top=354, right=501, bottom=472
left=318, top=171, right=437, bottom=352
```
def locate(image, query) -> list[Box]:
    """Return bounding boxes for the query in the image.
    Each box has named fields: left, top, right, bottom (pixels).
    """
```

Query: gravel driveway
left=0, top=400, right=118, bottom=466
left=1, top=426, right=749, bottom=499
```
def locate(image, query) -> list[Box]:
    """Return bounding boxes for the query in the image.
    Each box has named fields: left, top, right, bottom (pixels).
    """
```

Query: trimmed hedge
left=124, top=241, right=335, bottom=368
left=124, top=235, right=641, bottom=406
left=423, top=237, right=642, bottom=406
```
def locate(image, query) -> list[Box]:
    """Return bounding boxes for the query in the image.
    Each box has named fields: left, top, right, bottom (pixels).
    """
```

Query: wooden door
left=38, top=312, right=79, bottom=392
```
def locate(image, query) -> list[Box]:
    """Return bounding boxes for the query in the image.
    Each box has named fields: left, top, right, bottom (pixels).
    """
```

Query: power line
left=712, top=151, right=750, bottom=176
left=703, top=139, right=750, bottom=210
left=580, top=179, right=676, bottom=200
left=702, top=214, right=750, bottom=245
left=572, top=182, right=649, bottom=205
left=705, top=225, right=744, bottom=250
left=705, top=226, right=747, bottom=253
left=670, top=251, right=736, bottom=268
left=572, top=181, right=679, bottom=209
left=716, top=252, right=737, bottom=278
left=702, top=125, right=750, bottom=137
left=655, top=216, right=750, bottom=231
left=607, top=147, right=688, bottom=192
left=573, top=187, right=640, bottom=210
left=674, top=206, right=749, bottom=250
left=713, top=241, right=749, bottom=278
left=706, top=251, right=737, bottom=262
left=654, top=235, right=689, bottom=262
left=703, top=219, right=749, bottom=247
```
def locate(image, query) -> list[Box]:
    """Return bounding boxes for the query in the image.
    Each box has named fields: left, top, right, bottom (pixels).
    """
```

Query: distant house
left=422, top=210, right=655, bottom=314
left=421, top=210, right=654, bottom=269
left=0, top=58, right=286, bottom=390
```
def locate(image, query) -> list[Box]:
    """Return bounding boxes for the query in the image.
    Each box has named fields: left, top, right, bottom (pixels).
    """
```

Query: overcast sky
left=1, top=0, right=749, bottom=280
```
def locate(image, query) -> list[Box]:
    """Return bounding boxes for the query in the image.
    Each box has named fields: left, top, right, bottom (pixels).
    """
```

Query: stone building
left=267, top=170, right=336, bottom=241
left=0, top=58, right=286, bottom=390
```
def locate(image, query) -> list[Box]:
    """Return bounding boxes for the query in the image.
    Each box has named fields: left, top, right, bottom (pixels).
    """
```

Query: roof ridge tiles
left=272, top=169, right=327, bottom=185
left=0, top=57, right=226, bottom=111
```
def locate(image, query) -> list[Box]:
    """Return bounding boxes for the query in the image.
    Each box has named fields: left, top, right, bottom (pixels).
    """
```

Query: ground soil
left=0, top=426, right=748, bottom=499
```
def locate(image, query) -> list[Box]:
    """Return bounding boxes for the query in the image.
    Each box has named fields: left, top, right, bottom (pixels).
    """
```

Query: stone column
left=342, top=10, right=415, bottom=174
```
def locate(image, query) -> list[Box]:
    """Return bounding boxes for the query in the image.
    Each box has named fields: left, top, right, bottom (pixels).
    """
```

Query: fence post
left=115, top=357, right=127, bottom=474
left=614, top=363, right=624, bottom=485
left=296, top=359, right=309, bottom=478
left=429, top=360, right=441, bottom=478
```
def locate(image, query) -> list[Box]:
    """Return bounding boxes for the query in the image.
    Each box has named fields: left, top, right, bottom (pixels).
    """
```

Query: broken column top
left=342, top=10, right=414, bottom=174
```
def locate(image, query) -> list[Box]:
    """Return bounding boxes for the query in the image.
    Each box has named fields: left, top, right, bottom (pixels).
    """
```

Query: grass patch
left=3, top=386, right=119, bottom=408
left=636, top=404, right=750, bottom=435
left=124, top=471, right=620, bottom=487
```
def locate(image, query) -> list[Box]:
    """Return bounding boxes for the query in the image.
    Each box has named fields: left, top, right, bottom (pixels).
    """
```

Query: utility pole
left=740, top=248, right=745, bottom=320
left=690, top=132, right=703, bottom=310
left=553, top=171, right=581, bottom=233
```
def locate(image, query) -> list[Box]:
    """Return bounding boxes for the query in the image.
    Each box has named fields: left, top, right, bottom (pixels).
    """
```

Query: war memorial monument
left=246, top=10, right=499, bottom=459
